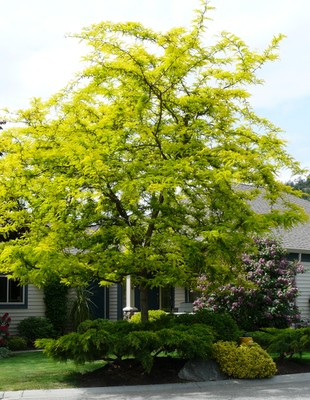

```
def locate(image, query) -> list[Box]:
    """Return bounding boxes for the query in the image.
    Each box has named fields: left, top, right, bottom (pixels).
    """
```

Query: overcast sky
left=1, top=0, right=309, bottom=181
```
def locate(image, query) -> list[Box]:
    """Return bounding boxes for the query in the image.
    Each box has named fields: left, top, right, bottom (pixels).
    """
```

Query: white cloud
left=0, top=0, right=309, bottom=173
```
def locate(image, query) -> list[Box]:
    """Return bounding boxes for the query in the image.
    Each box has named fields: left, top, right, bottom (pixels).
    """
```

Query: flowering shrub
left=194, top=238, right=303, bottom=331
left=0, top=313, right=11, bottom=346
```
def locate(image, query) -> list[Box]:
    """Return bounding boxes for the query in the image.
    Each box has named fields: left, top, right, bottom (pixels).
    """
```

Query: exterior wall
left=6, top=261, right=308, bottom=335
left=4, top=285, right=45, bottom=335
left=296, top=262, right=310, bottom=322
left=174, top=287, right=186, bottom=310
left=108, top=284, right=119, bottom=320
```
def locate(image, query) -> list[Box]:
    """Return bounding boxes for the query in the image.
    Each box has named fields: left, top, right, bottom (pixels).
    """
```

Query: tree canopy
left=286, top=175, right=310, bottom=201
left=0, top=2, right=307, bottom=319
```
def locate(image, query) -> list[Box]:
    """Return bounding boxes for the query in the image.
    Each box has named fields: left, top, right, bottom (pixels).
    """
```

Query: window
left=160, top=287, right=174, bottom=312
left=0, top=276, right=25, bottom=305
left=301, top=254, right=310, bottom=263
left=185, top=288, right=200, bottom=303
left=287, top=253, right=300, bottom=261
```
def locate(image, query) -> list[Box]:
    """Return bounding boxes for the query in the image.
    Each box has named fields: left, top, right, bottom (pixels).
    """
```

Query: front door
left=90, top=282, right=109, bottom=319
left=134, top=287, right=160, bottom=310
left=134, top=287, right=174, bottom=312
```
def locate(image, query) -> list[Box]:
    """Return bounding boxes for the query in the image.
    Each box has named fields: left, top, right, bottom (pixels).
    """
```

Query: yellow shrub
left=130, top=310, right=167, bottom=323
left=213, top=341, right=277, bottom=379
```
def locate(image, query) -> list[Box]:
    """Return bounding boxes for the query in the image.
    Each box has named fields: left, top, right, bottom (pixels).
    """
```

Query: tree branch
left=144, top=192, right=164, bottom=247
left=106, top=185, right=132, bottom=226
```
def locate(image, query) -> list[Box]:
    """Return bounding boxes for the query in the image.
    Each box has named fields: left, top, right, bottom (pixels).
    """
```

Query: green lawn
left=291, top=352, right=310, bottom=363
left=0, top=351, right=104, bottom=391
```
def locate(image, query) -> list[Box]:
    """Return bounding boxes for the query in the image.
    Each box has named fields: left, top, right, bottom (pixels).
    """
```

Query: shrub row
left=171, top=309, right=241, bottom=341
left=37, top=319, right=215, bottom=373
left=37, top=316, right=275, bottom=378
left=130, top=309, right=241, bottom=342
left=250, top=327, right=310, bottom=359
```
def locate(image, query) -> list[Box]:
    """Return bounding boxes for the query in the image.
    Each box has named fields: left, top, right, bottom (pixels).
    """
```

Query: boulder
left=178, top=359, right=227, bottom=382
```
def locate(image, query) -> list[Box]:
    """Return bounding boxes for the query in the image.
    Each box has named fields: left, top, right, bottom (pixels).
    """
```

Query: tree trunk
left=140, top=286, right=149, bottom=322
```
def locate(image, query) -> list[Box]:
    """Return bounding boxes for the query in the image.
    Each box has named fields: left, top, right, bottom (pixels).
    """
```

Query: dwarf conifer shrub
left=250, top=327, right=310, bottom=359
left=78, top=318, right=134, bottom=335
left=37, top=318, right=215, bottom=373
left=213, top=341, right=277, bottom=379
left=170, top=309, right=240, bottom=341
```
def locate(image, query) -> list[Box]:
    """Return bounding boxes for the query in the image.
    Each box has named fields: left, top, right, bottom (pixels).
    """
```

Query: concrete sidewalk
left=1, top=373, right=310, bottom=400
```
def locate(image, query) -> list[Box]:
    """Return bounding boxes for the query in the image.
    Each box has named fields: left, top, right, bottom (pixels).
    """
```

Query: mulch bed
left=77, top=357, right=186, bottom=387
left=275, top=358, right=310, bottom=375
left=76, top=356, right=310, bottom=388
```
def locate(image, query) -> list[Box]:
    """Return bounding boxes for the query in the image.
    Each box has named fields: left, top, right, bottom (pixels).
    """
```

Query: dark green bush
left=37, top=318, right=215, bottom=373
left=7, top=336, right=28, bottom=351
left=18, top=317, right=56, bottom=347
left=78, top=318, right=134, bottom=335
left=0, top=347, right=12, bottom=359
left=169, top=309, right=241, bottom=341
left=248, top=328, right=279, bottom=350
left=44, top=279, right=69, bottom=335
left=158, top=324, right=214, bottom=359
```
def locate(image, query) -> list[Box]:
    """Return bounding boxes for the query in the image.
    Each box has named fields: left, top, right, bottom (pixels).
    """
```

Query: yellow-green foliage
left=130, top=310, right=167, bottom=323
left=36, top=318, right=215, bottom=374
left=213, top=341, right=277, bottom=379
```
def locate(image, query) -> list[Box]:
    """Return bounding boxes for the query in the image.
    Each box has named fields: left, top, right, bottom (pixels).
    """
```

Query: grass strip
left=0, top=351, right=104, bottom=391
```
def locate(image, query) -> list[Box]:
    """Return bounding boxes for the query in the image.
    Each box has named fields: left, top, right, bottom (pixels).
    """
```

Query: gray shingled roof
left=273, top=195, right=310, bottom=252
left=238, top=184, right=310, bottom=253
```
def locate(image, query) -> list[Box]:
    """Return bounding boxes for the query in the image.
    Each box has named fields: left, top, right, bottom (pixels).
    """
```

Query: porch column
left=122, top=275, right=137, bottom=320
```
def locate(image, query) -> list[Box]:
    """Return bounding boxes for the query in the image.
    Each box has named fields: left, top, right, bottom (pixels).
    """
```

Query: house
left=120, top=187, right=310, bottom=321
left=2, top=187, right=310, bottom=334
left=249, top=189, right=310, bottom=322
left=0, top=277, right=45, bottom=334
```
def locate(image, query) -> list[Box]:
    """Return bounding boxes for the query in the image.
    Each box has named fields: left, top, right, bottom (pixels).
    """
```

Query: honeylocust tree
left=0, top=2, right=306, bottom=321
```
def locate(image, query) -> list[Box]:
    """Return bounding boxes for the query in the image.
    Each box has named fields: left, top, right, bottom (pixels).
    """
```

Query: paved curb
left=1, top=372, right=310, bottom=399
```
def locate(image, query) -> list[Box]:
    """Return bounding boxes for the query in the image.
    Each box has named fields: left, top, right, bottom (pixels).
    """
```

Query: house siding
left=5, top=285, right=45, bottom=335
left=296, top=262, right=310, bottom=322
left=108, top=284, right=119, bottom=320
left=174, top=287, right=186, bottom=310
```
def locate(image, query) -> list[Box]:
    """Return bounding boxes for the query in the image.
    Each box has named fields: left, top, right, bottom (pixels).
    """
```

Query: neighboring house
left=2, top=186, right=310, bottom=334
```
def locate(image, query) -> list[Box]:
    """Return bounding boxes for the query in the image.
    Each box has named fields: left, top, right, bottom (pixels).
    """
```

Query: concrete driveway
left=1, top=373, right=310, bottom=400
